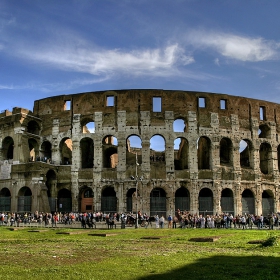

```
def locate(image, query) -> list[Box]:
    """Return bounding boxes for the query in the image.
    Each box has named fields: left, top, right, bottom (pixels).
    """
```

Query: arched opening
left=220, top=138, right=232, bottom=166
left=241, top=189, right=255, bottom=215
left=150, top=188, right=166, bottom=217
left=197, top=136, right=211, bottom=169
left=57, top=189, right=72, bottom=213
left=79, top=186, right=94, bottom=212
left=101, top=186, right=117, bottom=213
left=46, top=169, right=57, bottom=212
left=126, top=135, right=142, bottom=165
left=150, top=135, right=165, bottom=162
left=126, top=188, right=136, bottom=213
left=174, top=137, right=188, bottom=170
left=27, top=120, right=40, bottom=135
left=259, top=142, right=272, bottom=174
left=59, top=138, right=72, bottom=165
left=82, top=121, right=95, bottom=133
left=262, top=190, right=274, bottom=217
left=41, top=141, right=52, bottom=163
left=80, top=137, right=94, bottom=168
left=175, top=187, right=190, bottom=212
left=0, top=188, right=11, bottom=212
left=258, top=124, right=270, bottom=138
left=240, top=139, right=252, bottom=168
left=220, top=188, right=234, bottom=215
left=199, top=188, right=213, bottom=215
left=173, top=118, right=186, bottom=132
left=2, top=136, right=14, bottom=160
left=102, top=136, right=118, bottom=168
left=28, top=138, right=39, bottom=162
left=18, top=187, right=32, bottom=213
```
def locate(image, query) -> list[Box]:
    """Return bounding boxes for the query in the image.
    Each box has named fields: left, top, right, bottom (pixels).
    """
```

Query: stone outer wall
left=1, top=89, right=280, bottom=217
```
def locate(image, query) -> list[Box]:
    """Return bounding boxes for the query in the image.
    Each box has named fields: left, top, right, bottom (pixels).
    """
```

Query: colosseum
left=0, top=89, right=280, bottom=218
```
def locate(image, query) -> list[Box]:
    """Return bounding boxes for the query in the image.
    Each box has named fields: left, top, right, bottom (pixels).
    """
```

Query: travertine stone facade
left=0, top=89, right=280, bottom=217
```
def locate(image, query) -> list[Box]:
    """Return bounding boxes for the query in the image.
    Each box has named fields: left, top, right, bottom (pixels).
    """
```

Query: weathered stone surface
left=0, top=89, right=280, bottom=216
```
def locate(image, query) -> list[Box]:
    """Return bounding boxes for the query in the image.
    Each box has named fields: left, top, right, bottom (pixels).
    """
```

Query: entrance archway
left=126, top=188, right=135, bottom=213
left=101, top=186, right=117, bottom=213
left=221, top=188, right=234, bottom=215
left=242, top=189, right=255, bottom=215
left=199, top=188, right=213, bottom=215
left=175, top=187, right=190, bottom=212
left=18, top=187, right=32, bottom=213
left=57, top=189, right=72, bottom=213
left=0, top=188, right=11, bottom=212
left=80, top=187, right=94, bottom=212
left=150, top=188, right=166, bottom=217
left=262, top=190, right=274, bottom=217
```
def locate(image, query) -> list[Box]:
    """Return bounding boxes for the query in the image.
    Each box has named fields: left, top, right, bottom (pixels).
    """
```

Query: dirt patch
left=189, top=236, right=221, bottom=242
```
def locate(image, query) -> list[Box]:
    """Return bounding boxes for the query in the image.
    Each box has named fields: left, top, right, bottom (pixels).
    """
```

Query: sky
left=1, top=0, right=280, bottom=113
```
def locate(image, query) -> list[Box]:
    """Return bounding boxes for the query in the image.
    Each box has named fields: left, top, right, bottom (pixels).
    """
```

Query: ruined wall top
left=32, top=89, right=280, bottom=123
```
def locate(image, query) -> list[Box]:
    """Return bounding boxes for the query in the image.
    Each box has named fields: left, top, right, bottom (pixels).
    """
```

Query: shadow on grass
left=137, top=255, right=279, bottom=280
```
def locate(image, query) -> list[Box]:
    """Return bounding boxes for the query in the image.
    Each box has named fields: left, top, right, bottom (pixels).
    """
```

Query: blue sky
left=1, top=0, right=280, bottom=112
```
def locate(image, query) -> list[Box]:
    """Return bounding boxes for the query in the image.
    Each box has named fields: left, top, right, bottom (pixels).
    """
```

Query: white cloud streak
left=17, top=43, right=194, bottom=78
left=186, top=30, right=280, bottom=62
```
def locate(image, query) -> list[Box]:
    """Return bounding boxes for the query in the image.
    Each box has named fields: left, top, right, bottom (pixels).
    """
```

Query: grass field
left=0, top=226, right=279, bottom=280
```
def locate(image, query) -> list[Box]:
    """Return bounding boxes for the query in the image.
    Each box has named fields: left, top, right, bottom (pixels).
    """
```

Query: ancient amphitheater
left=0, top=89, right=280, bottom=217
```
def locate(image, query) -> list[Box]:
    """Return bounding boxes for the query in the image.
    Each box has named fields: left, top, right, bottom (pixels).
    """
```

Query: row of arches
left=2, top=133, right=280, bottom=174
left=0, top=186, right=274, bottom=217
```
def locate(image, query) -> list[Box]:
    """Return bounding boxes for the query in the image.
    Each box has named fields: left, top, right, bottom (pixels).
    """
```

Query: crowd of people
left=0, top=210, right=279, bottom=230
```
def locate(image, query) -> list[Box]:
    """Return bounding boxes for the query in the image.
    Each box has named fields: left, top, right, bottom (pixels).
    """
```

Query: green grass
left=0, top=226, right=279, bottom=280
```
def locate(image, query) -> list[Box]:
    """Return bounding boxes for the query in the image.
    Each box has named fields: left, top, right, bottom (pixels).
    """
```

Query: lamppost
left=131, top=153, right=142, bottom=228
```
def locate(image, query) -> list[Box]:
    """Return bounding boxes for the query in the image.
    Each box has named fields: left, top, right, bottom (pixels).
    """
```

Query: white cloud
left=16, top=43, right=195, bottom=78
left=186, top=30, right=280, bottom=62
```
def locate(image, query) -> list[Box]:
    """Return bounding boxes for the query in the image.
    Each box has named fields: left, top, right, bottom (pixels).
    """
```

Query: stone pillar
left=51, top=119, right=60, bottom=165
left=13, top=127, right=25, bottom=163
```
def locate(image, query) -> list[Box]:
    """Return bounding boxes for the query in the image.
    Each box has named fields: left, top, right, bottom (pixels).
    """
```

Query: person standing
left=159, top=215, right=165, bottom=228
left=167, top=215, right=172, bottom=229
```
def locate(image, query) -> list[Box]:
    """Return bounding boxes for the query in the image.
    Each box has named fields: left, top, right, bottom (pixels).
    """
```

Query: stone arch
left=220, top=188, right=234, bottom=215
left=126, top=188, right=136, bottom=213
left=220, top=137, right=233, bottom=166
left=240, top=139, right=253, bottom=168
left=79, top=186, right=94, bottom=212
left=174, top=137, right=188, bottom=170
left=80, top=137, right=94, bottom=168
left=199, top=188, right=213, bottom=215
left=26, top=120, right=40, bottom=135
left=28, top=138, right=39, bottom=162
left=241, top=189, right=255, bottom=215
left=173, top=118, right=187, bottom=132
left=126, top=134, right=142, bottom=165
left=259, top=124, right=270, bottom=138
left=81, top=118, right=95, bottom=134
left=57, top=188, right=72, bottom=213
left=41, top=141, right=52, bottom=162
left=1, top=136, right=14, bottom=160
left=150, top=188, right=166, bottom=217
left=0, top=187, right=11, bottom=212
left=259, top=142, right=272, bottom=174
left=262, top=190, right=274, bottom=217
left=150, top=134, right=166, bottom=160
left=102, top=135, right=118, bottom=168
left=197, top=136, right=211, bottom=169
left=175, top=187, right=190, bottom=212
left=59, top=137, right=72, bottom=165
left=101, top=186, right=117, bottom=213
left=18, top=186, right=32, bottom=213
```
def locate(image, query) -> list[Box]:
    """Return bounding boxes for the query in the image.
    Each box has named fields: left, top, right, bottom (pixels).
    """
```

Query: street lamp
left=131, top=153, right=141, bottom=228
